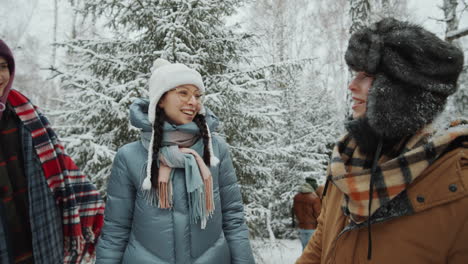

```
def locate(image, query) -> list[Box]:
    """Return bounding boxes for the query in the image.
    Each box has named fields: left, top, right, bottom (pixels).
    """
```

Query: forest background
left=1, top=0, right=467, bottom=261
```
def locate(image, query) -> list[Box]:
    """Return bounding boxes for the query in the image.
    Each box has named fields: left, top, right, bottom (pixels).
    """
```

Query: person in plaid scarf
left=96, top=59, right=254, bottom=264
left=0, top=39, right=104, bottom=264
left=297, top=18, right=468, bottom=264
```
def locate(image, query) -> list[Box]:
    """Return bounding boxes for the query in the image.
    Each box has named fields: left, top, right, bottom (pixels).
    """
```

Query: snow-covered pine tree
left=263, top=64, right=342, bottom=239
left=242, top=0, right=342, bottom=239
left=55, top=0, right=273, bottom=195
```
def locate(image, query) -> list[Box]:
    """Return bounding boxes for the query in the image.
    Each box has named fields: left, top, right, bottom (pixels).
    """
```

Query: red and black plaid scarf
left=329, top=123, right=468, bottom=224
left=7, top=90, right=105, bottom=263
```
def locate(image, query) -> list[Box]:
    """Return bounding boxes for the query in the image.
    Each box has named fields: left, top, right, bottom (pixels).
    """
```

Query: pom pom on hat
left=151, top=58, right=170, bottom=72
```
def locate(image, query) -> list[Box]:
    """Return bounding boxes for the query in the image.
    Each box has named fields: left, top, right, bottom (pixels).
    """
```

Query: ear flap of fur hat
left=366, top=73, right=447, bottom=138
left=345, top=18, right=464, bottom=138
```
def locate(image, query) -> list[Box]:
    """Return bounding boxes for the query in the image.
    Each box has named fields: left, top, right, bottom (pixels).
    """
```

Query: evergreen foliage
left=56, top=0, right=272, bottom=193
left=241, top=0, right=343, bottom=238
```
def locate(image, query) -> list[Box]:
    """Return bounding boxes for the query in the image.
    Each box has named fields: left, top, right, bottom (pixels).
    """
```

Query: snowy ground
left=253, top=239, right=302, bottom=264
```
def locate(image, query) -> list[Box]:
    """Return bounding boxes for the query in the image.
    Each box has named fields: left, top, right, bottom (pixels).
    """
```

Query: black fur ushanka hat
left=345, top=18, right=464, bottom=139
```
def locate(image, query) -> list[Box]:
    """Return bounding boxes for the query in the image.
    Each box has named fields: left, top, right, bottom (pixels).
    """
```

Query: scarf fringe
left=63, top=236, right=85, bottom=263
left=152, top=170, right=215, bottom=229
left=63, top=227, right=98, bottom=263
left=158, top=181, right=173, bottom=209
left=141, top=124, right=217, bottom=229
left=189, top=186, right=208, bottom=229
left=205, top=177, right=214, bottom=214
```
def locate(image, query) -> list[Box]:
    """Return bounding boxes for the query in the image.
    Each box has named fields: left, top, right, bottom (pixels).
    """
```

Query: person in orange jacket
left=292, top=177, right=323, bottom=250
left=296, top=18, right=468, bottom=264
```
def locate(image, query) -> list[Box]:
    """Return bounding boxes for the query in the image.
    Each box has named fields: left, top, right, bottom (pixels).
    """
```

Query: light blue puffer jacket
left=96, top=99, right=255, bottom=264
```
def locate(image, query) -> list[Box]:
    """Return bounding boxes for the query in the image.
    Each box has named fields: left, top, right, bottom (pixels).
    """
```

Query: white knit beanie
left=148, top=58, right=205, bottom=124
left=142, top=58, right=219, bottom=191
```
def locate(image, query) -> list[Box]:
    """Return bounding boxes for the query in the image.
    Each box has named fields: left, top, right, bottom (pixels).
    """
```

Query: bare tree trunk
left=381, top=0, right=391, bottom=15
left=444, top=0, right=459, bottom=42
left=442, top=0, right=468, bottom=118
left=10, top=0, right=39, bottom=46
left=71, top=0, right=78, bottom=39
left=271, top=0, right=287, bottom=63
left=443, top=0, right=468, bottom=42
left=381, top=0, right=390, bottom=9
left=52, top=0, right=58, bottom=67
left=347, top=0, right=371, bottom=118
left=266, top=203, right=276, bottom=243
left=349, top=0, right=371, bottom=34
left=91, top=10, right=98, bottom=36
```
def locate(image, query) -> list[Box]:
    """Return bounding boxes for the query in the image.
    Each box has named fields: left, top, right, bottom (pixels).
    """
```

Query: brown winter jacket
left=293, top=187, right=323, bottom=230
left=296, top=147, right=468, bottom=264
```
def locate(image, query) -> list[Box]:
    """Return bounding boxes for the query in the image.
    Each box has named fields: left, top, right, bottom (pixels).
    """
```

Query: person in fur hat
left=0, top=39, right=104, bottom=264
left=296, top=18, right=468, bottom=264
left=96, top=59, right=255, bottom=263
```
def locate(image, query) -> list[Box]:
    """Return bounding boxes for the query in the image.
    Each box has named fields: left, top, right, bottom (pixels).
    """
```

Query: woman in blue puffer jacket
left=96, top=59, right=255, bottom=264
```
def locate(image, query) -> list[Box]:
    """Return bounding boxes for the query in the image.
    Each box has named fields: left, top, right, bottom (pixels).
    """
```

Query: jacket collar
left=342, top=146, right=467, bottom=233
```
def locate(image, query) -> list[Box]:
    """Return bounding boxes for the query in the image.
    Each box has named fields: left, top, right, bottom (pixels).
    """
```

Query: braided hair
left=150, top=106, right=166, bottom=189
left=193, top=114, right=211, bottom=166
left=149, top=108, right=211, bottom=188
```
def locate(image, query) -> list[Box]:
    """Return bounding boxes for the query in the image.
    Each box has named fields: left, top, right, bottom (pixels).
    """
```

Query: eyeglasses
left=173, top=87, right=204, bottom=103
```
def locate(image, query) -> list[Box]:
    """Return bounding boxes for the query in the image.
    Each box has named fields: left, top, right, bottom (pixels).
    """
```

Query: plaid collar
left=329, top=124, right=468, bottom=224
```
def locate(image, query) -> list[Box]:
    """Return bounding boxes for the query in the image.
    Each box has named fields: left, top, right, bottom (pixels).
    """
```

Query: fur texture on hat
left=345, top=18, right=464, bottom=139
left=147, top=58, right=205, bottom=125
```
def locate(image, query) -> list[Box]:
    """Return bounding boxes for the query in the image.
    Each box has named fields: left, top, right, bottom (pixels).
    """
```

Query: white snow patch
left=253, top=239, right=302, bottom=264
